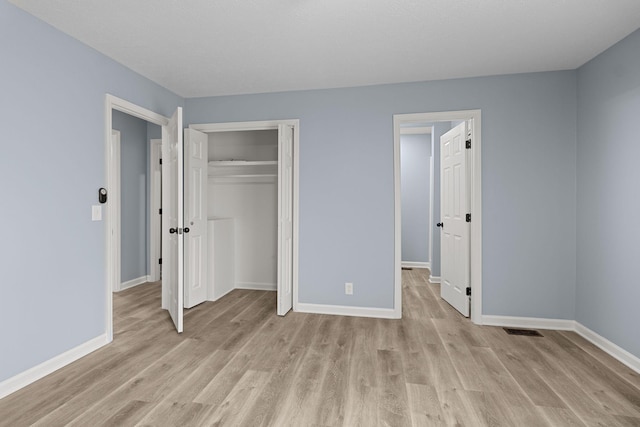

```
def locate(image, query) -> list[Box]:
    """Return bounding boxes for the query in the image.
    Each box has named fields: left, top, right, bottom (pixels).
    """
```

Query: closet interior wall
left=207, top=130, right=279, bottom=293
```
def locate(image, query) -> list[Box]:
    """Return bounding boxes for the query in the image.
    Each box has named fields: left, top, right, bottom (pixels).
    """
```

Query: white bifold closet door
left=184, top=129, right=209, bottom=308
left=277, top=124, right=294, bottom=316
left=161, top=107, right=184, bottom=333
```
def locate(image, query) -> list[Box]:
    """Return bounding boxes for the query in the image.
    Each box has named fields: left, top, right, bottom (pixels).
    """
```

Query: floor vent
left=503, top=328, right=543, bottom=337
left=401, top=267, right=413, bottom=271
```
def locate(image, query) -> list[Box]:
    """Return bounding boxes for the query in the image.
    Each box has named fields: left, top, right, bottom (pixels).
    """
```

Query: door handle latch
left=169, top=227, right=177, bottom=234
left=436, top=222, right=444, bottom=228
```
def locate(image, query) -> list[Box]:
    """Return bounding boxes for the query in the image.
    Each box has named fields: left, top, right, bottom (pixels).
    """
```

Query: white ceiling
left=10, top=0, right=640, bottom=98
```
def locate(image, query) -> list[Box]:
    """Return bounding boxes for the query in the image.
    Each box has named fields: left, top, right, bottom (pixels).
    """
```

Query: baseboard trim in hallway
left=0, top=334, right=109, bottom=400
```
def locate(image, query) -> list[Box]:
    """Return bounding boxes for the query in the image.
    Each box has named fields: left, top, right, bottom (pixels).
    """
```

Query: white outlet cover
left=345, top=282, right=353, bottom=295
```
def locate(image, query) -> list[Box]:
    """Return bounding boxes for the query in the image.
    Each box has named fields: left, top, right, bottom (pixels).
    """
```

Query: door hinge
left=466, top=287, right=471, bottom=296
left=466, top=213, right=471, bottom=222
left=159, top=258, right=162, bottom=265
left=159, top=208, right=162, bottom=215
left=466, top=139, right=471, bottom=149
left=159, top=158, right=162, bottom=165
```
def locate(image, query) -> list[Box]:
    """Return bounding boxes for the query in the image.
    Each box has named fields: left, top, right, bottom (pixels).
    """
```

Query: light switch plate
left=92, top=205, right=102, bottom=221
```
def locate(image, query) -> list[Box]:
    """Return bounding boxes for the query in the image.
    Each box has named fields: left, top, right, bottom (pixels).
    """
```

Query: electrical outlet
left=345, top=282, right=353, bottom=295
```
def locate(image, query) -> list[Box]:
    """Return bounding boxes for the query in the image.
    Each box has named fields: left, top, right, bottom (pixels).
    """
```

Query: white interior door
left=183, top=128, right=208, bottom=308
left=161, top=107, right=184, bottom=332
left=440, top=122, right=470, bottom=317
left=277, top=124, right=294, bottom=316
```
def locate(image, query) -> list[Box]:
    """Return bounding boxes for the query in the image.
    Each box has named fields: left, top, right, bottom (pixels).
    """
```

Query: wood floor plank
left=134, top=401, right=213, bottom=427
left=492, top=345, right=568, bottom=409
left=343, top=317, right=380, bottom=427
left=540, top=407, right=588, bottom=427
left=558, top=330, right=640, bottom=392
left=198, top=369, right=271, bottom=426
left=405, top=383, right=446, bottom=426
left=376, top=349, right=411, bottom=427
left=2, top=269, right=639, bottom=427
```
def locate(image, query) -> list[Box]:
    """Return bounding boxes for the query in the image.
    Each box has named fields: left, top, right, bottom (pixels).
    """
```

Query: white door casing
left=109, top=131, right=121, bottom=292
left=106, top=94, right=171, bottom=342
left=440, top=122, right=470, bottom=317
left=183, top=129, right=208, bottom=308
left=277, top=124, right=294, bottom=316
left=162, top=107, right=184, bottom=332
left=149, top=139, right=162, bottom=282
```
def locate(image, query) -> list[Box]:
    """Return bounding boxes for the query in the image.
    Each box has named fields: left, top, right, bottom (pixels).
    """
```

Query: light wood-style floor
left=2, top=269, right=640, bottom=426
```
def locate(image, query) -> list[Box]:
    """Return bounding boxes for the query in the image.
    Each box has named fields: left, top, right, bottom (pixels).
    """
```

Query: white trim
left=481, top=315, right=575, bottom=331
left=105, top=94, right=171, bottom=343
left=190, top=119, right=300, bottom=316
left=108, top=95, right=169, bottom=126
left=119, top=275, right=151, bottom=291
left=428, top=143, right=434, bottom=268
left=0, top=334, right=108, bottom=400
left=401, top=262, right=430, bottom=269
left=235, top=282, right=277, bottom=291
left=190, top=119, right=299, bottom=133
left=108, top=131, right=121, bottom=294
left=393, top=110, right=482, bottom=324
left=293, top=124, right=300, bottom=312
left=575, top=322, right=640, bottom=374
left=296, top=303, right=399, bottom=319
left=429, top=276, right=441, bottom=284
left=400, top=126, right=432, bottom=135
left=149, top=139, right=162, bottom=282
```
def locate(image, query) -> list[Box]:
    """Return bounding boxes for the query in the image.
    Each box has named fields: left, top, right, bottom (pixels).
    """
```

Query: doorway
left=105, top=95, right=175, bottom=340
left=399, top=125, right=433, bottom=271
left=393, top=110, right=482, bottom=323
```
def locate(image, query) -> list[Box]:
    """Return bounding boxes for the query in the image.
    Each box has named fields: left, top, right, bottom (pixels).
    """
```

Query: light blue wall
left=112, top=111, right=148, bottom=283
left=576, top=29, right=640, bottom=358
left=400, top=133, right=431, bottom=263
left=185, top=70, right=578, bottom=316
left=0, top=0, right=182, bottom=383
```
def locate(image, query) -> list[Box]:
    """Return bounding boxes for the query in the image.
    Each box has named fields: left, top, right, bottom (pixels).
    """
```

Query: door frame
left=149, top=139, right=162, bottom=282
left=105, top=94, right=169, bottom=342
left=109, top=130, right=122, bottom=292
left=393, top=110, right=482, bottom=324
left=189, top=119, right=300, bottom=313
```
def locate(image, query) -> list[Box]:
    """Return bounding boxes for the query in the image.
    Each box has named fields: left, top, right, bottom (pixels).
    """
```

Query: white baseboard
left=575, top=322, right=640, bottom=374
left=0, top=334, right=109, bottom=400
left=429, top=276, right=441, bottom=284
left=119, top=275, right=151, bottom=291
left=235, top=282, right=276, bottom=291
left=296, top=302, right=399, bottom=319
left=401, top=262, right=431, bottom=269
left=481, top=315, right=575, bottom=331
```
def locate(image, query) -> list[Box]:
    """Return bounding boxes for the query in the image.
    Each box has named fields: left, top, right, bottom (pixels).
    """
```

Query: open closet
left=182, top=121, right=296, bottom=317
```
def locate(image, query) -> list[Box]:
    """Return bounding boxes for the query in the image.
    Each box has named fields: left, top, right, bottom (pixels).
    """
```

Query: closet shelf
left=210, top=174, right=277, bottom=179
left=208, top=160, right=277, bottom=166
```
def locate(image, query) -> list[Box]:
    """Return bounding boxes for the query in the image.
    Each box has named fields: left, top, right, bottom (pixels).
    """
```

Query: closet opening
left=186, top=120, right=299, bottom=317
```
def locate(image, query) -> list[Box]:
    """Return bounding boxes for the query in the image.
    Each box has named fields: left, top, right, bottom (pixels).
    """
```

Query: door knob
left=169, top=227, right=177, bottom=234
left=184, top=227, right=190, bottom=233
left=436, top=223, right=444, bottom=228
